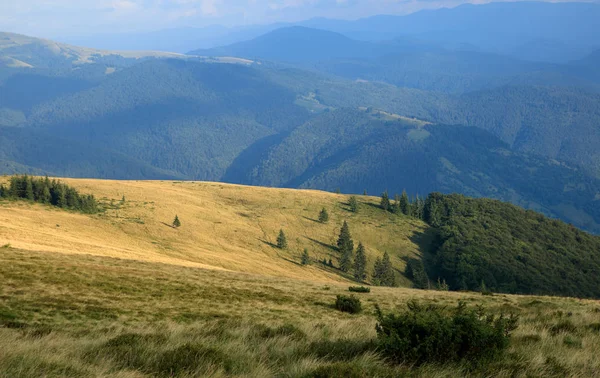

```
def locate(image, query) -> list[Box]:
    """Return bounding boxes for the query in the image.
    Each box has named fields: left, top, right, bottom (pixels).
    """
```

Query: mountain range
left=1, top=1, right=600, bottom=234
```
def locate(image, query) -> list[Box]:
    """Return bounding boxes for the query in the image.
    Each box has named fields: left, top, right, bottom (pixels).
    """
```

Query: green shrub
left=375, top=301, right=518, bottom=366
left=335, top=295, right=362, bottom=314
left=348, top=286, right=370, bottom=293
left=154, top=343, right=231, bottom=376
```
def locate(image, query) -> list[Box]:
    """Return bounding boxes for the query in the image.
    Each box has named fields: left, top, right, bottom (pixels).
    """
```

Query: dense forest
left=416, top=193, right=600, bottom=298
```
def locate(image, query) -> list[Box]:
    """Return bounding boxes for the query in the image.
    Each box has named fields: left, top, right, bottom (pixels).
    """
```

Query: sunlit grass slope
left=1, top=247, right=600, bottom=377
left=0, top=178, right=432, bottom=285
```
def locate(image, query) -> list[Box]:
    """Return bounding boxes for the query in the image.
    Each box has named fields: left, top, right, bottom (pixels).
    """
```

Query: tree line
left=0, top=175, right=98, bottom=213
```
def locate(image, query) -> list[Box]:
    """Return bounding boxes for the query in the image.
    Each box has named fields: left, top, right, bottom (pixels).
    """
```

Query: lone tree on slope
left=173, top=215, right=181, bottom=228
left=301, top=248, right=310, bottom=265
left=277, top=229, right=288, bottom=249
left=318, top=207, right=329, bottom=223
left=349, top=196, right=359, bottom=213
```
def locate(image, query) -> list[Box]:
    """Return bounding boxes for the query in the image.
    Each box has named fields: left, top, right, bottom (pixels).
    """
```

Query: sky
left=0, top=0, right=596, bottom=38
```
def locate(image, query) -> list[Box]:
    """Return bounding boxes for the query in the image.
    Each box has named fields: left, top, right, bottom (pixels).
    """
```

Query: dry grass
left=2, top=178, right=600, bottom=376
left=1, top=247, right=600, bottom=377
left=0, top=178, right=431, bottom=285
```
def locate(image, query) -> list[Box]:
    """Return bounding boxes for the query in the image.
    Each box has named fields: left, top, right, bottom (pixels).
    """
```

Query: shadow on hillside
left=161, top=222, right=176, bottom=229
left=408, top=227, right=441, bottom=277
left=259, top=239, right=278, bottom=249
left=302, top=216, right=321, bottom=224
left=305, top=237, right=338, bottom=252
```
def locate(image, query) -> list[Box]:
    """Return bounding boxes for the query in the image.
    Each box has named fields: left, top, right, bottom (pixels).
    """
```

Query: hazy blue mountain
left=190, top=26, right=406, bottom=63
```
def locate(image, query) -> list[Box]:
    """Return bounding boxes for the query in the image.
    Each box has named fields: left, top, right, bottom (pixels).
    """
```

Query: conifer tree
left=393, top=194, right=401, bottom=214
left=318, top=207, right=329, bottom=223
left=363, top=189, right=368, bottom=196
left=380, top=191, right=390, bottom=211
left=354, top=242, right=367, bottom=281
left=301, top=248, right=310, bottom=265
left=381, top=252, right=396, bottom=287
left=0, top=184, right=5, bottom=198
left=337, top=221, right=354, bottom=253
left=173, top=215, right=181, bottom=228
left=400, top=190, right=410, bottom=215
left=328, top=258, right=334, bottom=267
left=277, top=229, right=288, bottom=249
left=348, top=196, right=359, bottom=213
left=373, top=252, right=395, bottom=287
left=372, top=257, right=383, bottom=285
left=25, top=177, right=34, bottom=201
left=340, top=249, right=353, bottom=272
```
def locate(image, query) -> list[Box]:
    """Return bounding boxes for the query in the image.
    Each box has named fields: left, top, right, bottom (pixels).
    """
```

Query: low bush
left=335, top=295, right=362, bottom=314
left=348, top=286, right=370, bottom=293
left=375, top=301, right=518, bottom=366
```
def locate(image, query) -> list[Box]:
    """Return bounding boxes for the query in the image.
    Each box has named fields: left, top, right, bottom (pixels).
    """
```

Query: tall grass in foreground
left=1, top=248, right=600, bottom=377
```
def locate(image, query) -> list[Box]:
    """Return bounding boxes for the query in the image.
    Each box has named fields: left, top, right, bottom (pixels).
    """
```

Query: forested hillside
left=1, top=32, right=599, bottom=233
left=421, top=193, right=600, bottom=298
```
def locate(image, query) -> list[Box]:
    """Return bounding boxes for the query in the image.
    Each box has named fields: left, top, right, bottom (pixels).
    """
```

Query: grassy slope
left=1, top=179, right=600, bottom=376
left=1, top=247, right=600, bottom=377
left=0, top=178, right=431, bottom=285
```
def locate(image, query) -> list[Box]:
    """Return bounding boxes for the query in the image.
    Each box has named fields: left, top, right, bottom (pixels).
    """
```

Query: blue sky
left=0, top=0, right=595, bottom=37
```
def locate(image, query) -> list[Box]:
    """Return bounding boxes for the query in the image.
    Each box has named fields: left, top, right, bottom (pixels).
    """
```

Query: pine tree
left=348, top=196, right=359, bottom=213
left=340, top=249, right=353, bottom=272
left=318, top=207, right=329, bottom=223
left=25, top=177, right=34, bottom=201
left=328, top=258, right=334, bottom=267
left=400, top=190, right=410, bottom=215
left=173, top=215, right=181, bottom=228
left=277, top=229, right=288, bottom=249
left=354, top=242, right=367, bottom=281
left=392, top=194, right=401, bottom=214
left=337, top=221, right=354, bottom=253
left=380, top=191, right=390, bottom=211
left=373, top=252, right=396, bottom=287
left=0, top=184, right=5, bottom=198
left=301, top=248, right=310, bottom=265
left=372, top=257, right=383, bottom=285
left=363, top=189, right=368, bottom=196
left=381, top=252, right=396, bottom=287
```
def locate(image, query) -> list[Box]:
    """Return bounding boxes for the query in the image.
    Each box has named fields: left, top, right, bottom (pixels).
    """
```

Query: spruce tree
left=381, top=252, right=396, bottom=287
left=318, top=207, right=329, bottom=223
left=337, top=221, right=354, bottom=253
left=400, top=190, right=410, bottom=215
left=372, top=257, right=383, bottom=285
left=392, top=194, right=401, bottom=214
left=363, top=189, right=368, bottom=196
left=348, top=196, right=359, bottom=213
left=277, top=229, right=288, bottom=249
left=340, top=249, right=353, bottom=272
left=354, top=242, right=367, bottom=281
left=380, top=191, right=390, bottom=211
left=25, top=177, right=34, bottom=201
left=373, top=252, right=396, bottom=287
left=173, top=215, right=181, bottom=228
left=301, top=248, right=310, bottom=265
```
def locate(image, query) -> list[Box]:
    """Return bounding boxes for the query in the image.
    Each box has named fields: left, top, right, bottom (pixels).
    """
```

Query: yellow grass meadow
left=1, top=178, right=600, bottom=377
